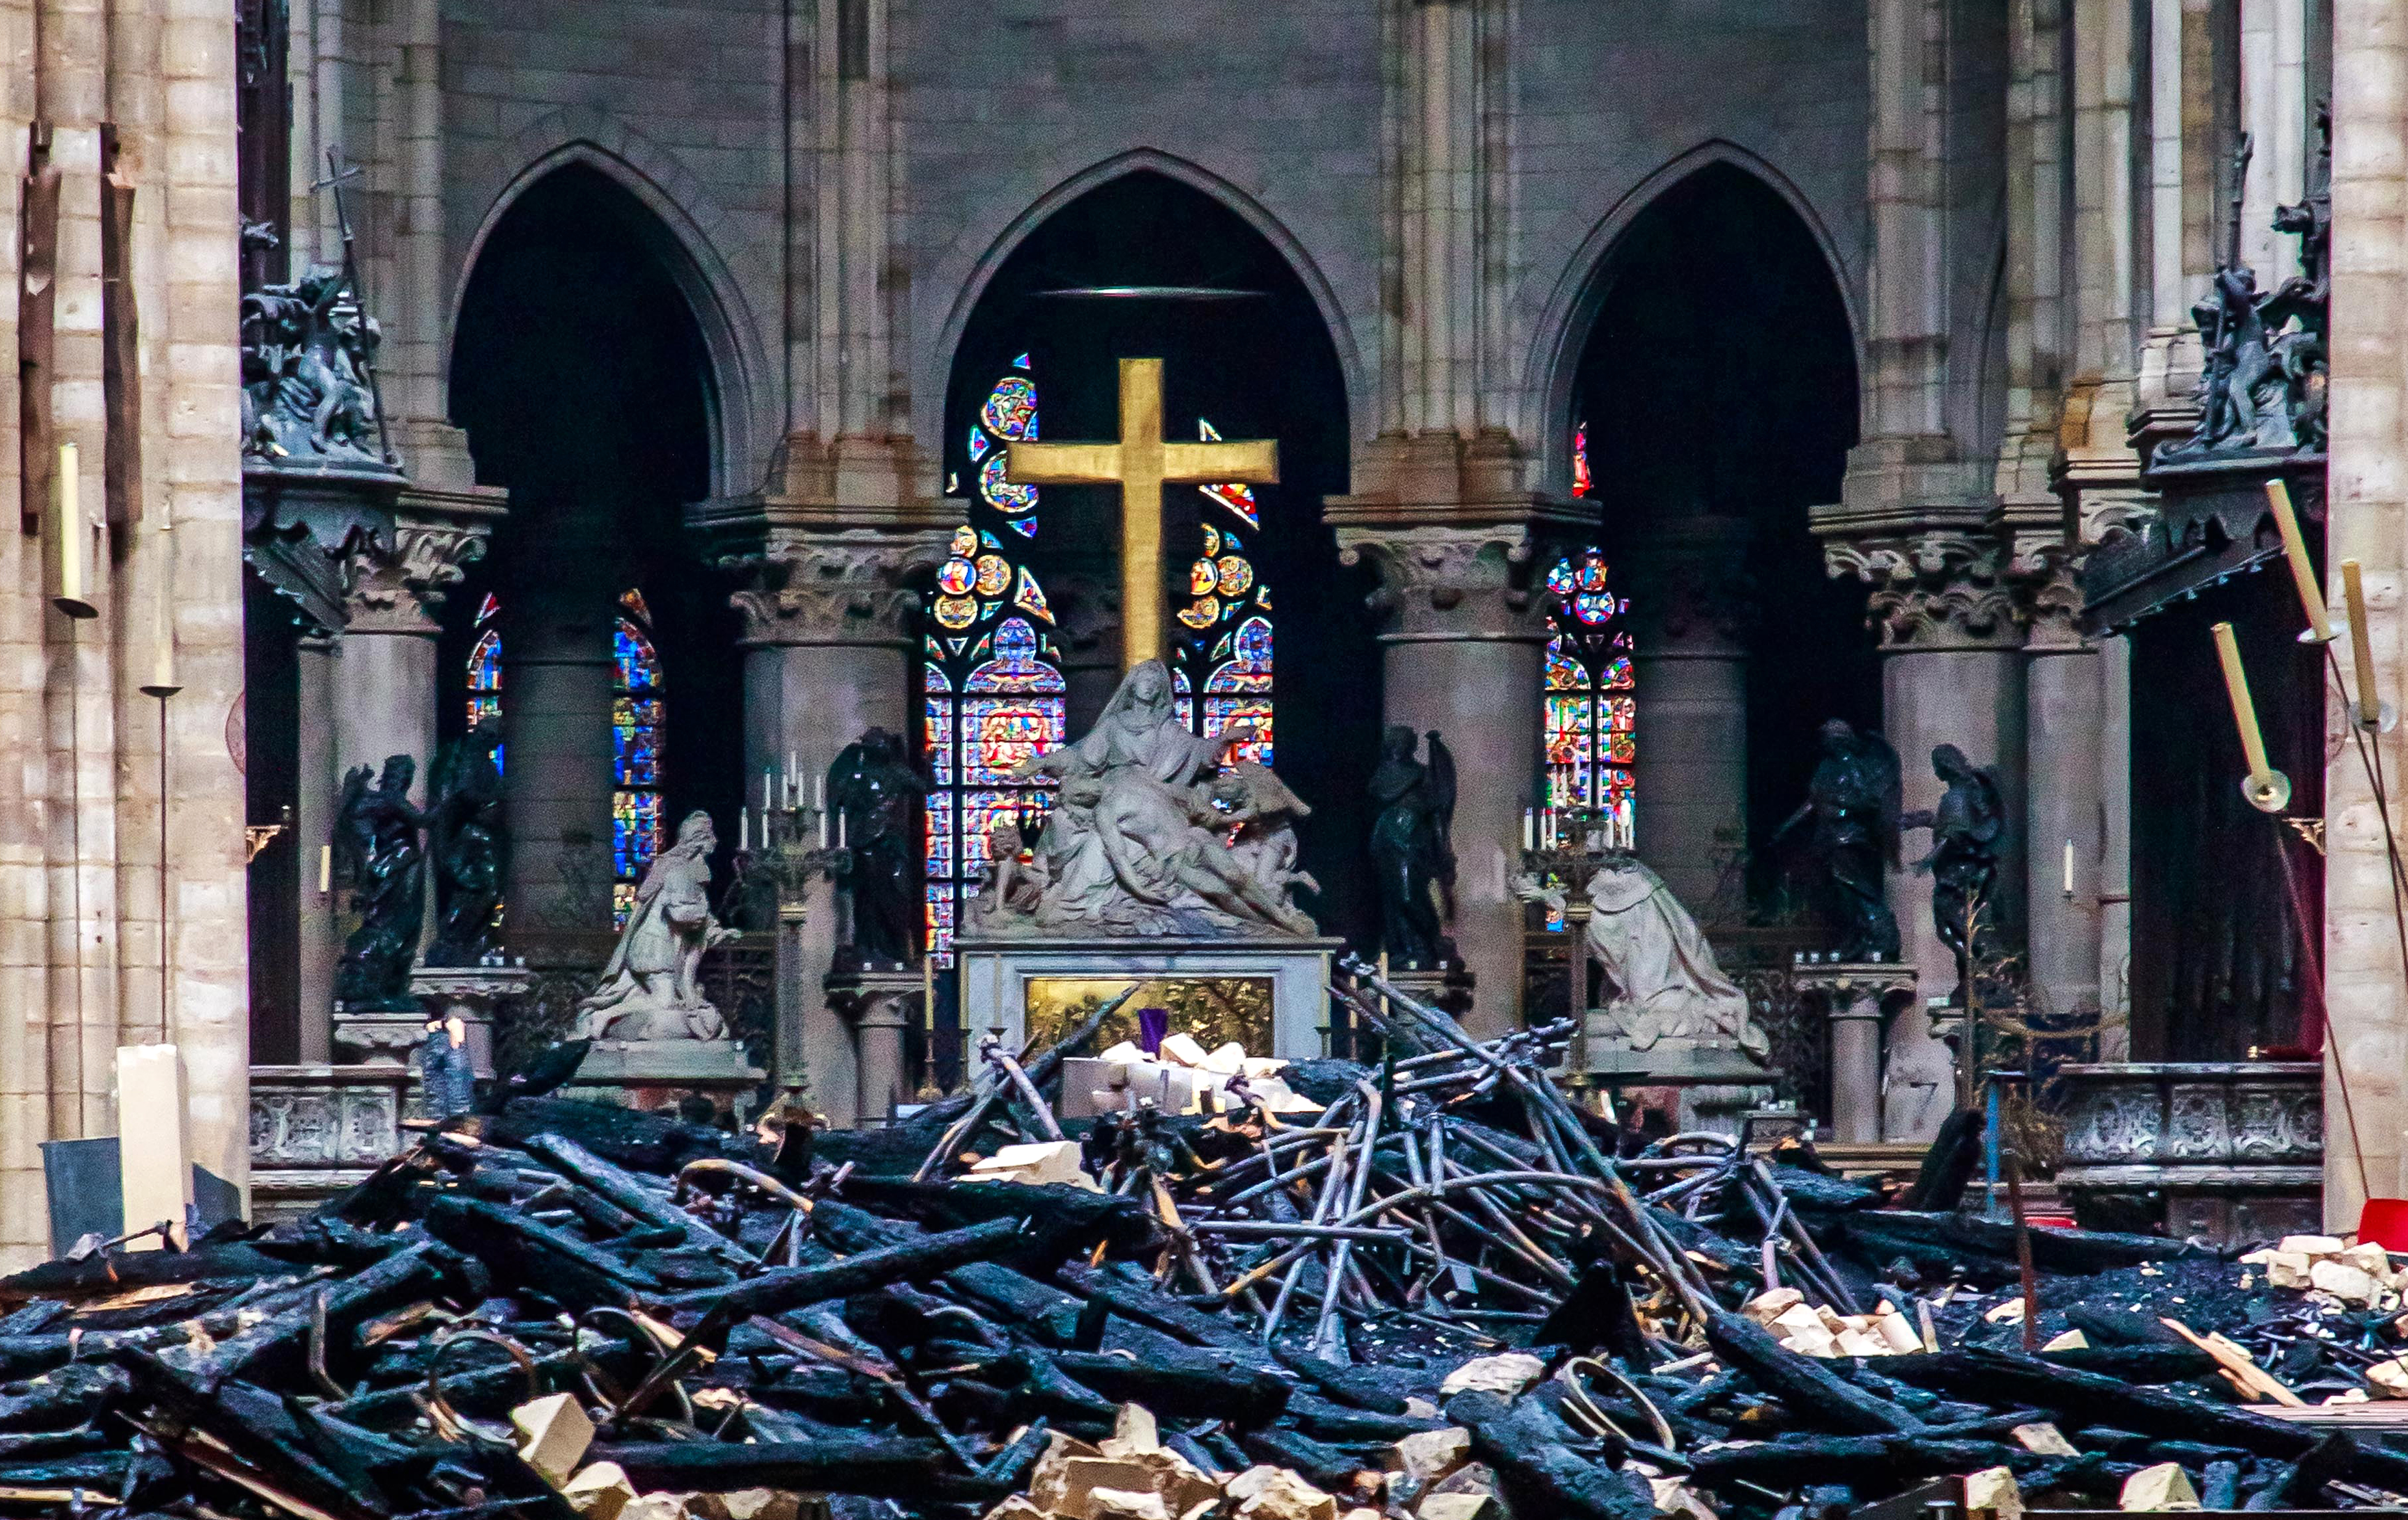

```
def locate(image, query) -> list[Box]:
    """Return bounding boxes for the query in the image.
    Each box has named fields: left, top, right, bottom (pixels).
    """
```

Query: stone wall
left=0, top=0, right=251, bottom=1266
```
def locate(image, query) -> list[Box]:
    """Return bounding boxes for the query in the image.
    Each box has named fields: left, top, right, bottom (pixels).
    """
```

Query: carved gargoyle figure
left=426, top=721, right=505, bottom=967
left=1772, top=719, right=1903, bottom=963
left=333, top=754, right=428, bottom=1010
left=1367, top=725, right=1456, bottom=965
left=239, top=263, right=395, bottom=470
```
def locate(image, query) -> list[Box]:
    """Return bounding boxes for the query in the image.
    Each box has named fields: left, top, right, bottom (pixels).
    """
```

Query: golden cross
left=1006, top=357, right=1278, bottom=670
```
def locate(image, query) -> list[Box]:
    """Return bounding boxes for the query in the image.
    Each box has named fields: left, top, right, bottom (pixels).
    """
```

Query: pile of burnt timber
left=7, top=979, right=2408, bottom=1519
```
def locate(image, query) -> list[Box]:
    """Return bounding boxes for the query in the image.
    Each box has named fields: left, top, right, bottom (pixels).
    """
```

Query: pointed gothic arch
left=1527, top=142, right=1864, bottom=497
left=452, top=130, right=772, bottom=496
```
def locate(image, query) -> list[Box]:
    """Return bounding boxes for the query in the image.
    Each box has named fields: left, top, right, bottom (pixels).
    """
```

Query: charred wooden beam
left=1702, top=1307, right=1926, bottom=1436
left=655, top=1216, right=1026, bottom=1320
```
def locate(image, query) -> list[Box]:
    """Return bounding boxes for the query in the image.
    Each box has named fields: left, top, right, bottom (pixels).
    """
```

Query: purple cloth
left=1136, top=1006, right=1169, bottom=1055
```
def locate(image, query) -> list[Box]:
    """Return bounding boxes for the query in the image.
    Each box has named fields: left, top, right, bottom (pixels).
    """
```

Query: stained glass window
left=1171, top=421, right=1274, bottom=765
left=613, top=591, right=666, bottom=928
left=1571, top=422, right=1593, bottom=498
left=1541, top=548, right=1635, bottom=845
left=925, top=360, right=1066, bottom=962
left=466, top=594, right=504, bottom=772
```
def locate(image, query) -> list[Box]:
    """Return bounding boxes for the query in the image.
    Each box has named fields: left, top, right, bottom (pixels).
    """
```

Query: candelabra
left=1515, top=800, right=1628, bottom=1098
left=743, top=798, right=850, bottom=921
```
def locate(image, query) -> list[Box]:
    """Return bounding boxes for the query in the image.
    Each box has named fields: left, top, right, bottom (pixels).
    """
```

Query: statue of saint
left=1003, top=659, right=1313, bottom=937
left=1366, top=725, right=1456, bottom=964
left=425, top=721, right=505, bottom=966
left=1582, top=856, right=1769, bottom=1062
left=828, top=727, right=926, bottom=965
left=333, top=755, right=428, bottom=1009
left=1904, top=743, right=2006, bottom=968
left=573, top=810, right=740, bottom=1041
left=1773, top=719, right=1903, bottom=962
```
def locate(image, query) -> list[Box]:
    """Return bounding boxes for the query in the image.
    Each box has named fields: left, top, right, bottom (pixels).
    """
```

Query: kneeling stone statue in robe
left=574, top=810, right=740, bottom=1041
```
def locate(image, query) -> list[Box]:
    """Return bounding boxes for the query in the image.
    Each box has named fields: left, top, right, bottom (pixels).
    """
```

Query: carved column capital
left=1823, top=528, right=2026, bottom=652
left=341, top=513, right=493, bottom=636
left=1335, top=522, right=1568, bottom=643
left=722, top=527, right=952, bottom=648
left=2009, top=536, right=2090, bottom=652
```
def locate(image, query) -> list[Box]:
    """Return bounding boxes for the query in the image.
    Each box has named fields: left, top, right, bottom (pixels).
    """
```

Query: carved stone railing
left=249, top=1064, right=414, bottom=1223
left=2053, top=1061, right=2322, bottom=1243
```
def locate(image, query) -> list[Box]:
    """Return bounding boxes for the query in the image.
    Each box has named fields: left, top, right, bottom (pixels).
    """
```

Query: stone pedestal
left=407, top=965, right=529, bottom=1078
left=247, top=1064, right=414, bottom=1223
left=1793, top=960, right=1919, bottom=1144
left=956, top=935, right=1346, bottom=1060
left=1585, top=1035, right=1776, bottom=1141
left=826, top=965, right=923, bottom=1128
left=563, top=1040, right=766, bottom=1120
left=1379, top=962, right=1474, bottom=1056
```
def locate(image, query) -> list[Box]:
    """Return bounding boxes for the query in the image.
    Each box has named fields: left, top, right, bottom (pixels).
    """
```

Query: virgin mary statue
left=1582, top=856, right=1769, bottom=1061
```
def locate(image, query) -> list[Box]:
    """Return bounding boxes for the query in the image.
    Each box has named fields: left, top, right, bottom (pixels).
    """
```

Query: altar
left=954, top=934, right=1346, bottom=1061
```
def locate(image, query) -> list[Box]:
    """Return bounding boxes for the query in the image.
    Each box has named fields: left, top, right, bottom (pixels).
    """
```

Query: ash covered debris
left=4, top=979, right=2406, bottom=1520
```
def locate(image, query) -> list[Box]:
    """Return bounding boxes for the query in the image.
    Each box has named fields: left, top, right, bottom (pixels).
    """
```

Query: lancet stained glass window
left=1542, top=548, right=1635, bottom=843
left=613, top=589, right=666, bottom=928
left=466, top=594, right=504, bottom=769
left=1171, top=420, right=1274, bottom=766
left=925, top=356, right=1066, bottom=962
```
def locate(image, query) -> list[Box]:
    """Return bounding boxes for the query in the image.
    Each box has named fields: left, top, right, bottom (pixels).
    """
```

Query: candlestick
left=319, top=844, right=331, bottom=895
left=762, top=768, right=772, bottom=812
left=815, top=774, right=825, bottom=811
left=838, top=809, right=847, bottom=849
left=2344, top=558, right=2383, bottom=729
left=140, top=522, right=180, bottom=696
left=2062, top=837, right=2074, bottom=897
left=52, top=442, right=96, bottom=619
left=1522, top=808, right=1534, bottom=851
left=2212, top=620, right=2292, bottom=811
left=819, top=804, right=830, bottom=848
left=2266, top=480, right=2332, bottom=642
left=923, top=953, right=936, bottom=1034
left=740, top=807, right=749, bottom=851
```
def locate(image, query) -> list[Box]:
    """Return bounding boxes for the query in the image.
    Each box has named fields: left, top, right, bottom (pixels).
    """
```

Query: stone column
left=1621, top=518, right=1752, bottom=917
left=2019, top=551, right=2104, bottom=1025
left=499, top=575, right=618, bottom=963
left=294, top=635, right=338, bottom=1063
left=726, top=528, right=947, bottom=1110
left=2096, top=632, right=2135, bottom=1054
left=2323, top=0, right=2407, bottom=1227
left=1331, top=499, right=1588, bottom=1036
left=334, top=510, right=493, bottom=809
left=1797, top=962, right=1919, bottom=1145
left=1825, top=530, right=2029, bottom=1139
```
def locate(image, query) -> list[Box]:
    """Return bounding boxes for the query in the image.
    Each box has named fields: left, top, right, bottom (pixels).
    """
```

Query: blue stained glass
left=923, top=661, right=953, bottom=693
left=967, top=618, right=1066, bottom=693
left=968, top=427, right=988, bottom=462
left=1007, top=518, right=1037, bottom=537
left=612, top=609, right=666, bottom=911
left=1540, top=549, right=1636, bottom=845
left=1012, top=353, right=1030, bottom=369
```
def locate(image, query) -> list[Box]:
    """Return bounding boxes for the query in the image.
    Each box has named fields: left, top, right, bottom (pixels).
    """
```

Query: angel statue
left=1903, top=743, right=2006, bottom=968
left=574, top=810, right=741, bottom=1041
left=1367, top=725, right=1456, bottom=964
left=828, top=726, right=926, bottom=966
left=426, top=721, right=505, bottom=966
left=1772, top=719, right=1903, bottom=962
left=333, top=755, right=428, bottom=1009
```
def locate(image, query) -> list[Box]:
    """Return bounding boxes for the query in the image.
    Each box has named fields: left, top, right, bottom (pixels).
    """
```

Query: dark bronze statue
left=334, top=754, right=428, bottom=1008
left=1774, top=719, right=1902, bottom=962
left=1367, top=725, right=1456, bottom=965
left=1904, top=743, right=2007, bottom=968
left=239, top=264, right=394, bottom=469
left=426, top=721, right=505, bottom=966
left=829, top=727, right=926, bottom=966
left=2160, top=119, right=2329, bottom=462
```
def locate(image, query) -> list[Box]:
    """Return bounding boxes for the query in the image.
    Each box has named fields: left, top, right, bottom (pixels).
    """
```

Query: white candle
left=838, top=810, right=847, bottom=849
left=2062, top=837, right=2075, bottom=896
left=789, top=751, right=800, bottom=804
left=1522, top=809, right=1535, bottom=851
left=819, top=804, right=830, bottom=848
left=740, top=808, right=749, bottom=851
left=318, top=844, right=331, bottom=895
left=762, top=769, right=772, bottom=811
left=815, top=775, right=825, bottom=811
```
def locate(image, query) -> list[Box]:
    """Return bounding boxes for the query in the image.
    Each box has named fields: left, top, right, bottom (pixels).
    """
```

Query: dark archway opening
left=1573, top=164, right=1873, bottom=914
left=941, top=169, right=1379, bottom=952
left=443, top=165, right=742, bottom=957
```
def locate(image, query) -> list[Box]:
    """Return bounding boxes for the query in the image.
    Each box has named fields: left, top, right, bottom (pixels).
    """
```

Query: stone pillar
left=500, top=575, right=618, bottom=962
left=1823, top=531, right=2029, bottom=1140
left=726, top=528, right=947, bottom=1109
left=1622, top=518, right=1752, bottom=917
left=294, top=635, right=338, bottom=1063
left=1331, top=499, right=1588, bottom=1036
left=2020, top=554, right=2105, bottom=1025
left=1797, top=962, right=1919, bottom=1145
left=2323, top=0, right=2407, bottom=1227
left=2241, top=0, right=2310, bottom=286
left=2096, top=632, right=2135, bottom=1054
